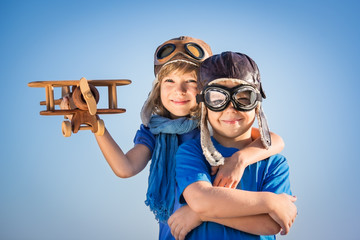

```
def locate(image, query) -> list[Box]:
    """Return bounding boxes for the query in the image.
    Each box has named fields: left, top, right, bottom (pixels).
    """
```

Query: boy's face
left=160, top=69, right=198, bottom=119
left=207, top=80, right=256, bottom=144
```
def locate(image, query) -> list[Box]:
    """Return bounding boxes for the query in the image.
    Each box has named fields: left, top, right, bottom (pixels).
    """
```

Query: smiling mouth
left=222, top=119, right=242, bottom=124
left=171, top=100, right=190, bottom=105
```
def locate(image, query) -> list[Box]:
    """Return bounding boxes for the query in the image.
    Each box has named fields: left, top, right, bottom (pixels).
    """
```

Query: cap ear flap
left=259, top=83, right=266, bottom=99
left=141, top=76, right=159, bottom=126
left=200, top=103, right=225, bottom=166
left=140, top=100, right=152, bottom=127
left=256, top=103, right=271, bottom=149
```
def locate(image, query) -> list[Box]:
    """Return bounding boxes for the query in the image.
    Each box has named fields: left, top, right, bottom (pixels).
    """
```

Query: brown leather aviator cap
left=198, top=51, right=266, bottom=99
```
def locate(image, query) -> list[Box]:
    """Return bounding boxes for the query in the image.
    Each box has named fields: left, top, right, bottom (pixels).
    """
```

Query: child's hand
left=212, top=154, right=246, bottom=189
left=168, top=205, right=202, bottom=240
left=268, top=193, right=297, bottom=235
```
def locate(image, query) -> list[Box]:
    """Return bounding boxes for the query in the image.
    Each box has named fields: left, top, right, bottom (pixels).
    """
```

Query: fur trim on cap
left=162, top=59, right=199, bottom=68
left=208, top=78, right=260, bottom=89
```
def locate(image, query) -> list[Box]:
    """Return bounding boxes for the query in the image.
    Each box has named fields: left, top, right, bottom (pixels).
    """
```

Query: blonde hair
left=141, top=61, right=200, bottom=125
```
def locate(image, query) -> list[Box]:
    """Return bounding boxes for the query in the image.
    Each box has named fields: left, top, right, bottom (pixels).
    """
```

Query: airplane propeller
left=79, top=77, right=97, bottom=115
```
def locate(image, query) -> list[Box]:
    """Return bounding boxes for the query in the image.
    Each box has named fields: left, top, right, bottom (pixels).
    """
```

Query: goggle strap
left=196, top=94, right=204, bottom=104
left=256, top=93, right=263, bottom=102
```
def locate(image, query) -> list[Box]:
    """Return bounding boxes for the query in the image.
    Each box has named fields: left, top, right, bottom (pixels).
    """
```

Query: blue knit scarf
left=145, top=115, right=198, bottom=222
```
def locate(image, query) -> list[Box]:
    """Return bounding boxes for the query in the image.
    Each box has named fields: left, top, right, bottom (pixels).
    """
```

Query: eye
left=205, top=90, right=227, bottom=107
left=163, top=78, right=174, bottom=83
left=237, top=97, right=250, bottom=105
left=187, top=79, right=197, bottom=83
left=235, top=91, right=253, bottom=105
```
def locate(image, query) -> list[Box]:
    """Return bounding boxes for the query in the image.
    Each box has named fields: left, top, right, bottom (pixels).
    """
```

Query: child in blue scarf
left=63, top=37, right=287, bottom=239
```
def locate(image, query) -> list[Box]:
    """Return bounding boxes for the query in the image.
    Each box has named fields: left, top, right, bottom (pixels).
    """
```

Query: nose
left=224, top=101, right=237, bottom=112
left=175, top=82, right=186, bottom=95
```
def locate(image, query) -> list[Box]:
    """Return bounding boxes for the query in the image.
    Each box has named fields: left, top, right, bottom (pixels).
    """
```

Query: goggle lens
left=157, top=44, right=175, bottom=59
left=205, top=89, right=228, bottom=108
left=234, top=89, right=257, bottom=106
left=185, top=43, right=204, bottom=59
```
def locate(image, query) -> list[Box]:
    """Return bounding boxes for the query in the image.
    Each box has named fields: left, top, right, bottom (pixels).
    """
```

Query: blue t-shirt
left=133, top=124, right=200, bottom=240
left=175, top=136, right=292, bottom=240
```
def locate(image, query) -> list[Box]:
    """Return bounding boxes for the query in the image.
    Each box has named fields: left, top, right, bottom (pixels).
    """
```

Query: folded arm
left=168, top=205, right=280, bottom=240
left=183, top=181, right=297, bottom=234
left=202, top=214, right=280, bottom=236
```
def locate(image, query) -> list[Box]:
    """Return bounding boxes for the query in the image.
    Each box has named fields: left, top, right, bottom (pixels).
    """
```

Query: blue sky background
left=1, top=0, right=359, bottom=239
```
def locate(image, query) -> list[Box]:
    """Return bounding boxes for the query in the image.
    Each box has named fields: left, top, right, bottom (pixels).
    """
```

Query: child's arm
left=60, top=97, right=151, bottom=178
left=94, top=129, right=151, bottom=178
left=212, top=129, right=284, bottom=188
left=167, top=205, right=202, bottom=240
left=168, top=205, right=280, bottom=240
left=202, top=214, right=281, bottom=236
left=182, top=181, right=297, bottom=235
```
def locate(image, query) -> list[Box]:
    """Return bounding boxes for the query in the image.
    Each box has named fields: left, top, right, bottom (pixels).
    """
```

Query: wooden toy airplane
left=28, top=77, right=131, bottom=137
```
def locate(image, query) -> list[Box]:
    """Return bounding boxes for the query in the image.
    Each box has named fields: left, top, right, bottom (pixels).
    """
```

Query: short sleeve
left=261, top=154, right=292, bottom=195
left=133, top=124, right=156, bottom=153
left=175, top=139, right=212, bottom=204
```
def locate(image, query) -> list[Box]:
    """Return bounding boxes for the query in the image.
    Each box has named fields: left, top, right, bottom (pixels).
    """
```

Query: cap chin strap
left=200, top=103, right=225, bottom=166
left=255, top=103, right=271, bottom=149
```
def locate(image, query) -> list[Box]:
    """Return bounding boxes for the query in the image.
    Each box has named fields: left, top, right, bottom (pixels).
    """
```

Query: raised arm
left=60, top=97, right=151, bottom=178
left=212, top=129, right=285, bottom=188
left=95, top=129, right=151, bottom=178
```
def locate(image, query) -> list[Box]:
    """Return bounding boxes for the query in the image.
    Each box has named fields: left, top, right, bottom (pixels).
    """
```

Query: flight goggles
left=155, top=42, right=206, bottom=65
left=196, top=84, right=262, bottom=112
